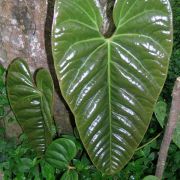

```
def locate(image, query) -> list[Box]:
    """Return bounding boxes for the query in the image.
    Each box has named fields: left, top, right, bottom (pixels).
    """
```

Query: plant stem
left=136, top=132, right=161, bottom=151
left=155, top=77, right=180, bottom=179
left=68, top=166, right=76, bottom=170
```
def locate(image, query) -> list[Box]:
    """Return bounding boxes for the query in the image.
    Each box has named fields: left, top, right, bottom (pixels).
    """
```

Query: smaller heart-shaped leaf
left=7, top=58, right=54, bottom=156
left=45, top=138, right=77, bottom=170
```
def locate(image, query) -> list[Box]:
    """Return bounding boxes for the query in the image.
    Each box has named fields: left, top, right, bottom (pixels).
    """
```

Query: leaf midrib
left=107, top=40, right=112, bottom=171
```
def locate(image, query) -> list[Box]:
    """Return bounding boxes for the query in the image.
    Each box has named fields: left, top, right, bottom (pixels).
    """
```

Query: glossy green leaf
left=7, top=59, right=54, bottom=156
left=45, top=138, right=77, bottom=170
left=36, top=69, right=54, bottom=137
left=61, top=134, right=83, bottom=152
left=61, top=170, right=78, bottom=180
left=52, top=0, right=173, bottom=174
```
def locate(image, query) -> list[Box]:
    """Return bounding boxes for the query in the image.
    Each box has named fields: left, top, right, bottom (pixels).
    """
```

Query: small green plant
left=0, top=133, right=55, bottom=180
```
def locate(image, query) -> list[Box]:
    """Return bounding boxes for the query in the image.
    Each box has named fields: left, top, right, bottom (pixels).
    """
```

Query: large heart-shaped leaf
left=45, top=138, right=77, bottom=170
left=52, top=0, right=173, bottom=174
left=36, top=68, right=54, bottom=136
left=7, top=59, right=54, bottom=156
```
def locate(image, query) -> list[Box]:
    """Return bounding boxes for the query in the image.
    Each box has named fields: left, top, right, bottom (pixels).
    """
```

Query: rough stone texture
left=0, top=0, right=47, bottom=70
left=0, top=0, right=114, bottom=136
left=0, top=0, right=73, bottom=135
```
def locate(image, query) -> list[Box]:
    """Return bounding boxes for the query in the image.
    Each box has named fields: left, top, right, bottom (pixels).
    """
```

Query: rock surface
left=0, top=0, right=72, bottom=135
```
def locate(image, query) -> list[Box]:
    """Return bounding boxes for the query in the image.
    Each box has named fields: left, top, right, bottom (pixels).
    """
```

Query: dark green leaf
left=41, top=160, right=55, bottom=180
left=0, top=65, right=5, bottom=76
left=73, top=159, right=86, bottom=171
left=61, top=170, right=78, bottom=180
left=6, top=59, right=54, bottom=156
left=61, top=135, right=83, bottom=151
left=73, top=127, right=80, bottom=139
left=45, top=138, right=77, bottom=170
left=0, top=78, right=5, bottom=91
left=14, top=173, right=26, bottom=180
left=0, top=107, right=4, bottom=117
left=0, top=95, right=9, bottom=106
left=154, top=100, right=167, bottom=127
left=143, top=175, right=159, bottom=180
left=0, top=127, right=5, bottom=135
left=81, top=154, right=91, bottom=167
left=52, top=0, right=173, bottom=174
left=36, top=69, right=55, bottom=137
left=18, top=158, right=33, bottom=172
